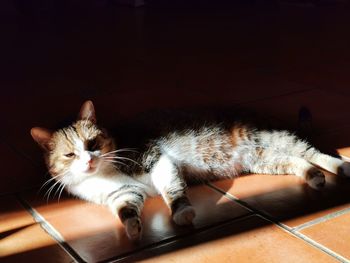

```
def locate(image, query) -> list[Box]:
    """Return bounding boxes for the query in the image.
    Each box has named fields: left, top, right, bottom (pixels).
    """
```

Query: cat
left=31, top=100, right=350, bottom=240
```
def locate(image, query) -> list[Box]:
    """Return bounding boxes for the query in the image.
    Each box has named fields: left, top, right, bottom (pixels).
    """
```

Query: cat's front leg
left=118, top=206, right=143, bottom=241
left=106, top=185, right=146, bottom=241
left=151, top=155, right=196, bottom=226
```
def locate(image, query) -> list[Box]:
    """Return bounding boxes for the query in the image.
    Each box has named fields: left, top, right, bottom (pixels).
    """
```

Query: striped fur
left=31, top=101, right=350, bottom=240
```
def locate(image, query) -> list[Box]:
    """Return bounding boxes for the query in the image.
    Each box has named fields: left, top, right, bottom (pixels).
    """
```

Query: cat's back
left=110, top=106, right=274, bottom=176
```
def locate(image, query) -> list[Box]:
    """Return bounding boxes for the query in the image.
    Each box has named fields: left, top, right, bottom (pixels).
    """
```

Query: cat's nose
left=87, top=159, right=93, bottom=165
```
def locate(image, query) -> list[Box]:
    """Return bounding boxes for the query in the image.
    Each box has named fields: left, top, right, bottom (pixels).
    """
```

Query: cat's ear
left=31, top=127, right=54, bottom=151
left=78, top=100, right=96, bottom=124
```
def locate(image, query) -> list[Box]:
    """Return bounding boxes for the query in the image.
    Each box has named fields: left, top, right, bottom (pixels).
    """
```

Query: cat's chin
left=84, top=166, right=98, bottom=175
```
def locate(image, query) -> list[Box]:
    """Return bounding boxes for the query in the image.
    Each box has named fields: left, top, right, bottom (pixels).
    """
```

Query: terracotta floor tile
left=0, top=195, right=72, bottom=262
left=121, top=215, right=337, bottom=263
left=22, top=184, right=251, bottom=262
left=211, top=172, right=350, bottom=228
left=301, top=212, right=350, bottom=260
left=242, top=89, right=350, bottom=134
left=338, top=147, right=350, bottom=162
left=0, top=196, right=33, bottom=234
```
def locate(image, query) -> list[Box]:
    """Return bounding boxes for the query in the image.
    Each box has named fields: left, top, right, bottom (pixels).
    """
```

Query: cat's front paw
left=125, top=217, right=143, bottom=241
left=173, top=206, right=196, bottom=226
left=338, top=162, right=350, bottom=178
left=306, top=168, right=326, bottom=190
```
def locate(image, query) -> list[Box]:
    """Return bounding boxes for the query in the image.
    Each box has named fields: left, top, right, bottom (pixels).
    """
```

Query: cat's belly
left=180, top=161, right=242, bottom=182
left=136, top=173, right=159, bottom=197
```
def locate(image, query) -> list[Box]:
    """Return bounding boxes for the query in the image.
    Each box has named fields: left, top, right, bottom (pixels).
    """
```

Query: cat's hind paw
left=338, top=162, right=350, bottom=178
left=125, top=217, right=143, bottom=241
left=306, top=168, right=326, bottom=190
left=173, top=206, right=196, bottom=226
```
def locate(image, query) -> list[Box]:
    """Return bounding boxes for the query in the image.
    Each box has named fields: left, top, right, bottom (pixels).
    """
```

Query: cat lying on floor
left=31, top=101, right=350, bottom=240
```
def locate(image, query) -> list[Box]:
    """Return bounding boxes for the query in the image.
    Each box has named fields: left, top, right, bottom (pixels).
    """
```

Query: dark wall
left=1, top=0, right=350, bottom=194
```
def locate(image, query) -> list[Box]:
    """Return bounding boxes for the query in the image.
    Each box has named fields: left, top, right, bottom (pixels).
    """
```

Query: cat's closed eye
left=64, top=153, right=75, bottom=158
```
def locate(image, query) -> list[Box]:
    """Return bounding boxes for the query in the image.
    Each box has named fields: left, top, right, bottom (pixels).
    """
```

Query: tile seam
left=206, top=183, right=289, bottom=228
left=108, top=185, right=255, bottom=261
left=108, top=213, right=256, bottom=263
left=260, top=215, right=350, bottom=263
left=16, top=195, right=85, bottom=263
left=290, top=230, right=350, bottom=263
left=293, top=206, right=350, bottom=231
left=13, top=187, right=252, bottom=263
left=207, top=183, right=350, bottom=263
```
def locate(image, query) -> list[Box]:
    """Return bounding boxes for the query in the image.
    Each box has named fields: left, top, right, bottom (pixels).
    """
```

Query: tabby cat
left=31, top=101, right=350, bottom=240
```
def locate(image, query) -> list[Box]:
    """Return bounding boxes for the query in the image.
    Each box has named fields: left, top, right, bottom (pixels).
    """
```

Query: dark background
left=1, top=0, right=350, bottom=194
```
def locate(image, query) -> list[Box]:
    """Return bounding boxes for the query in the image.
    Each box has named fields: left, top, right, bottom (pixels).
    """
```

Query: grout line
left=16, top=195, right=85, bottom=263
left=206, top=183, right=292, bottom=230
left=102, top=181, right=255, bottom=261
left=109, top=213, right=255, bottom=263
left=293, top=207, right=350, bottom=232
left=259, top=215, right=350, bottom=263
left=207, top=183, right=350, bottom=263
left=292, top=232, right=350, bottom=263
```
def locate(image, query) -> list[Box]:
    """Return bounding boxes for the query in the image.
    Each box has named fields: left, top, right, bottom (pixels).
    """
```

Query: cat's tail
left=304, top=148, right=350, bottom=177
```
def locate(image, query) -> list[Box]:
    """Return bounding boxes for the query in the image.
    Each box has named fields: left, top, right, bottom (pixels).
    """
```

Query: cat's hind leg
left=150, top=155, right=196, bottom=226
left=303, top=149, right=350, bottom=178
left=249, top=154, right=326, bottom=189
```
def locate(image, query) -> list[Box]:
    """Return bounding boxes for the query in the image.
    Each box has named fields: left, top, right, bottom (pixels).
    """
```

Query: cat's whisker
left=45, top=179, right=64, bottom=203
left=39, top=175, right=61, bottom=192
left=100, top=148, right=138, bottom=157
left=116, top=148, right=138, bottom=153
left=40, top=171, right=68, bottom=185
left=102, top=155, right=141, bottom=167
left=116, top=148, right=138, bottom=152
left=57, top=183, right=66, bottom=203
left=45, top=182, right=60, bottom=201
left=114, top=156, right=141, bottom=166
left=101, top=157, right=127, bottom=160
left=103, top=159, right=128, bottom=166
left=102, top=156, right=141, bottom=167
left=44, top=179, right=61, bottom=197
left=39, top=170, right=69, bottom=194
left=53, top=181, right=66, bottom=199
left=100, top=151, right=119, bottom=157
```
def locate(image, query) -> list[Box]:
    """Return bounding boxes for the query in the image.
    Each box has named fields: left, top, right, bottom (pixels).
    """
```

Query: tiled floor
left=2, top=159, right=350, bottom=262
left=3, top=113, right=350, bottom=262
left=0, top=196, right=73, bottom=263
left=3, top=129, right=350, bottom=262
left=2, top=1, right=350, bottom=263
left=3, top=106, right=350, bottom=262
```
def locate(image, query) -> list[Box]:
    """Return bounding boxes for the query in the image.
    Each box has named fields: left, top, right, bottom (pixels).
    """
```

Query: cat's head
left=31, top=101, right=116, bottom=182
